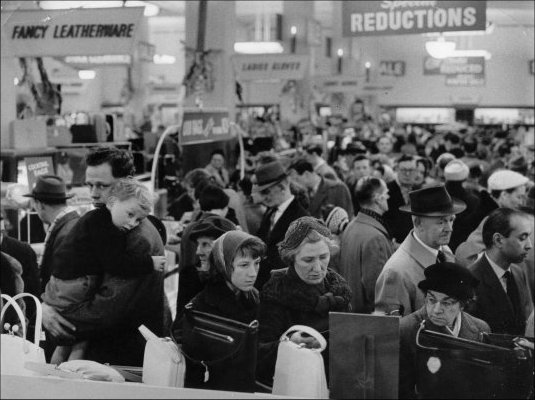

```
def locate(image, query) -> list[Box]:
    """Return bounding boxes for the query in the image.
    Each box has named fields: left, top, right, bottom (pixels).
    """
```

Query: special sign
left=233, top=55, right=309, bottom=81
left=180, top=109, right=232, bottom=145
left=1, top=7, right=144, bottom=57
left=342, top=1, right=486, bottom=37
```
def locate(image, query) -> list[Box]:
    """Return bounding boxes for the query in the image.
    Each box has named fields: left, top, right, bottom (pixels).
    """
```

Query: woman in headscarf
left=256, top=216, right=351, bottom=387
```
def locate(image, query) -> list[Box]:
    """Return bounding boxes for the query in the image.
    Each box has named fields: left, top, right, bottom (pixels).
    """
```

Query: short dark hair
left=352, top=155, right=369, bottom=165
left=199, top=184, right=229, bottom=211
left=306, top=145, right=323, bottom=157
left=36, top=198, right=67, bottom=206
left=463, top=140, right=477, bottom=154
left=85, top=147, right=135, bottom=178
left=396, top=154, right=415, bottom=165
left=210, top=149, right=225, bottom=159
left=290, top=159, right=314, bottom=175
left=482, top=208, right=526, bottom=248
left=193, top=179, right=211, bottom=200
left=184, top=168, right=210, bottom=188
left=416, top=157, right=432, bottom=176
left=355, top=176, right=384, bottom=206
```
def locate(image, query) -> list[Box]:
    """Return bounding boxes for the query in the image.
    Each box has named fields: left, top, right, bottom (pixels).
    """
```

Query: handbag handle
left=0, top=293, right=42, bottom=346
left=281, top=325, right=327, bottom=352
left=1, top=294, right=30, bottom=353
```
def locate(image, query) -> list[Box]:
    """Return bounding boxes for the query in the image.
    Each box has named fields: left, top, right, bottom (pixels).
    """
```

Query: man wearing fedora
left=375, top=184, right=466, bottom=316
left=253, top=160, right=309, bottom=289
left=23, top=175, right=79, bottom=295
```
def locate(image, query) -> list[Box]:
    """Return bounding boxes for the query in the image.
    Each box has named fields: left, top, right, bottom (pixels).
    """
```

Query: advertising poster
left=180, top=109, right=232, bottom=145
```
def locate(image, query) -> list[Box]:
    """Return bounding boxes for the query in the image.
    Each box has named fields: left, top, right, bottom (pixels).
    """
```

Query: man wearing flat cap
left=375, top=184, right=466, bottom=316
left=253, top=160, right=309, bottom=289
left=23, top=175, right=80, bottom=294
left=398, top=261, right=490, bottom=399
left=174, top=215, right=236, bottom=316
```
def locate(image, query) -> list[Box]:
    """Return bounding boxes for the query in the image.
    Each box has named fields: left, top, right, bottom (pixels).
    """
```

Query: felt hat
left=418, top=261, right=479, bottom=301
left=23, top=175, right=73, bottom=200
left=444, top=159, right=469, bottom=181
left=252, top=161, right=287, bottom=192
left=189, top=215, right=236, bottom=242
left=399, top=184, right=466, bottom=216
left=487, top=169, right=529, bottom=191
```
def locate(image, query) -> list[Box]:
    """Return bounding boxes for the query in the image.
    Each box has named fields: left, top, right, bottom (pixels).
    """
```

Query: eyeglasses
left=426, top=296, right=458, bottom=310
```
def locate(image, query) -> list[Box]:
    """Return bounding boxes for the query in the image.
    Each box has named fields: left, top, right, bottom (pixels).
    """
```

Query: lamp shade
left=425, top=37, right=456, bottom=59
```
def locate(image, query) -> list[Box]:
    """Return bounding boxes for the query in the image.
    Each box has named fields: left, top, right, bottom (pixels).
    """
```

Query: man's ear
left=492, top=232, right=503, bottom=247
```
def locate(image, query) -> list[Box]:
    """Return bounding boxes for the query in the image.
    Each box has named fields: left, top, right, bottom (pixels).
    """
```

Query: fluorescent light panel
left=78, top=70, right=96, bottom=79
left=234, top=41, right=284, bottom=54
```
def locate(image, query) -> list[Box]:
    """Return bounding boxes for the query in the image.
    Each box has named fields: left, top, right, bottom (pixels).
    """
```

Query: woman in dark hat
left=398, top=261, right=491, bottom=399
left=256, top=216, right=351, bottom=387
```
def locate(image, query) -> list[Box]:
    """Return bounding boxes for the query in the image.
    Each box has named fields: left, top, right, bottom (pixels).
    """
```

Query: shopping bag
left=1, top=293, right=46, bottom=376
left=272, top=325, right=329, bottom=399
left=178, top=307, right=259, bottom=392
left=139, top=324, right=185, bottom=387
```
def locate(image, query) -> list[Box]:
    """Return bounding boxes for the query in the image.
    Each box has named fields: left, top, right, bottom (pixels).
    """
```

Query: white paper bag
left=1, top=293, right=46, bottom=376
left=272, top=325, right=329, bottom=399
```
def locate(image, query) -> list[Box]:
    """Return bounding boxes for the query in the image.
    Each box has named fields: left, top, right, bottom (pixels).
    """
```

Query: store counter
left=1, top=374, right=290, bottom=399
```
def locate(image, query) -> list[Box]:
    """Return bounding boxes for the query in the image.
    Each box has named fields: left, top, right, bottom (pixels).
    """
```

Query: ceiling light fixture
left=78, top=70, right=96, bottom=80
left=234, top=41, right=284, bottom=54
left=425, top=37, right=456, bottom=59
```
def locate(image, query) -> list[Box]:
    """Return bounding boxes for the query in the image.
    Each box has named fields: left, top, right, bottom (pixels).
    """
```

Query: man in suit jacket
left=467, top=208, right=533, bottom=335
left=20, top=178, right=80, bottom=295
left=288, top=158, right=353, bottom=219
left=339, top=176, right=394, bottom=313
left=253, top=160, right=309, bottom=289
left=375, top=185, right=466, bottom=316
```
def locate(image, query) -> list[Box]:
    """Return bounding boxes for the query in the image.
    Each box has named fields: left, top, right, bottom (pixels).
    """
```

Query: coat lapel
left=400, top=231, right=437, bottom=271
left=478, top=256, right=514, bottom=315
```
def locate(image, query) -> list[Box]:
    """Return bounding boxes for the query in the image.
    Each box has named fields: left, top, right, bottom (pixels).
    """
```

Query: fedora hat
left=23, top=175, right=73, bottom=201
left=399, top=184, right=466, bottom=216
left=253, top=161, right=287, bottom=193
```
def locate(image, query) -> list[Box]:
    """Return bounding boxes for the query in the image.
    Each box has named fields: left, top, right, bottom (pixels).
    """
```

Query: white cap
left=487, top=169, right=529, bottom=191
left=444, top=159, right=469, bottom=181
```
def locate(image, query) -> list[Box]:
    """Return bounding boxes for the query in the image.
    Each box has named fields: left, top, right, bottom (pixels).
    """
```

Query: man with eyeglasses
left=375, top=185, right=466, bottom=316
left=398, top=261, right=490, bottom=399
left=383, top=155, right=418, bottom=243
left=41, top=147, right=167, bottom=366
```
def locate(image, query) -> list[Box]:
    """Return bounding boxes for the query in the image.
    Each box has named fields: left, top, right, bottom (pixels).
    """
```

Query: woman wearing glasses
left=398, top=261, right=490, bottom=399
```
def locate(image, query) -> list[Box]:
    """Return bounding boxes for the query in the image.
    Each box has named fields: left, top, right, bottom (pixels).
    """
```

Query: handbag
left=415, top=323, right=533, bottom=399
left=1, top=293, right=46, bottom=376
left=139, top=324, right=185, bottom=387
left=272, top=325, right=329, bottom=399
left=178, top=307, right=259, bottom=393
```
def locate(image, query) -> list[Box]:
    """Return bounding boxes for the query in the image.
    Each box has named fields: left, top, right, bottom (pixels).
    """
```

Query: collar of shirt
left=485, top=252, right=509, bottom=292
left=445, top=312, right=463, bottom=337
left=273, top=195, right=295, bottom=226
left=313, top=158, right=326, bottom=172
left=413, top=231, right=440, bottom=259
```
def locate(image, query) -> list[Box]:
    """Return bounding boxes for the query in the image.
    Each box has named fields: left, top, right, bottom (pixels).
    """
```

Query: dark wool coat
left=399, top=306, right=490, bottom=399
left=256, top=267, right=351, bottom=386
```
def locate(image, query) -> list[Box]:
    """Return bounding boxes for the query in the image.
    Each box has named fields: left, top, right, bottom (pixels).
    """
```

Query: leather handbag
left=415, top=323, right=533, bottom=399
left=272, top=325, right=329, bottom=399
left=178, top=307, right=259, bottom=393
left=1, top=293, right=46, bottom=376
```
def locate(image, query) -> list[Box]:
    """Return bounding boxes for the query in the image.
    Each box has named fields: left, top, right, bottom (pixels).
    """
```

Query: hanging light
left=425, top=37, right=456, bottom=59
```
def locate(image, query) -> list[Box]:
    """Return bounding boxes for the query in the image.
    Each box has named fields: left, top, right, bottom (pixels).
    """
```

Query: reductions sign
left=342, top=1, right=486, bottom=37
left=424, top=56, right=485, bottom=86
left=2, top=7, right=144, bottom=57
left=180, top=109, right=232, bottom=145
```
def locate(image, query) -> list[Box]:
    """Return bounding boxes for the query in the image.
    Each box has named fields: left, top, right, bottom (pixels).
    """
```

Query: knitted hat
left=418, top=261, right=479, bottom=302
left=278, top=217, right=332, bottom=254
left=444, top=159, right=469, bottom=181
left=487, top=169, right=529, bottom=191
left=325, top=206, right=349, bottom=235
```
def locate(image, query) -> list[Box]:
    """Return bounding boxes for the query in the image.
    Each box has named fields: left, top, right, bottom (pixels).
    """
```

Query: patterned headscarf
left=278, top=216, right=332, bottom=254
left=210, top=230, right=258, bottom=283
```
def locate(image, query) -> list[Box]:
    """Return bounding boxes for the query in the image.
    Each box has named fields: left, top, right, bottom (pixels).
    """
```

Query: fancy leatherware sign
left=342, top=1, right=486, bottom=37
left=1, top=7, right=144, bottom=57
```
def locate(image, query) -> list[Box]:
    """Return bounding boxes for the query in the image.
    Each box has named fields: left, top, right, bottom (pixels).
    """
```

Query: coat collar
left=355, top=211, right=389, bottom=236
left=399, top=230, right=438, bottom=270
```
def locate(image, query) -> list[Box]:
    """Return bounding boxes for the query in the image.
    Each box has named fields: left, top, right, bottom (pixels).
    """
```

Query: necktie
left=436, top=250, right=447, bottom=263
left=269, top=207, right=278, bottom=230
left=257, top=207, right=277, bottom=240
left=504, top=270, right=522, bottom=319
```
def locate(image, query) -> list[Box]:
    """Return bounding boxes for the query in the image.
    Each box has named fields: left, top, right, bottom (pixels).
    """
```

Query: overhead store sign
left=342, top=1, right=486, bottom=37
left=314, top=76, right=359, bottom=93
left=63, top=55, right=132, bottom=65
left=379, top=61, right=405, bottom=76
left=232, top=55, right=309, bottom=81
left=180, top=109, right=232, bottom=145
left=2, top=7, right=144, bottom=57
left=424, top=56, right=485, bottom=86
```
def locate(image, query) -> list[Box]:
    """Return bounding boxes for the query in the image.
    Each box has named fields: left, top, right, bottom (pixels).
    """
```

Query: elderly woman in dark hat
left=399, top=261, right=491, bottom=399
left=256, top=216, right=351, bottom=387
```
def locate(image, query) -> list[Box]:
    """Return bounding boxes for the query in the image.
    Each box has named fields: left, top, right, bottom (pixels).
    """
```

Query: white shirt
left=445, top=313, right=462, bottom=337
left=273, top=195, right=295, bottom=226
left=485, top=252, right=509, bottom=293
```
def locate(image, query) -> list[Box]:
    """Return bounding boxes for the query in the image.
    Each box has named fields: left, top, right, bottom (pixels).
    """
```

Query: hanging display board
left=342, top=1, right=486, bottom=37
left=424, top=56, right=485, bottom=86
left=314, top=76, right=359, bottom=93
left=232, top=55, right=309, bottom=81
left=2, top=7, right=144, bottom=57
left=25, top=156, right=55, bottom=189
left=180, top=108, right=232, bottom=145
